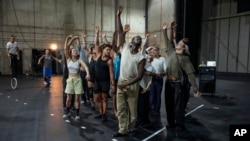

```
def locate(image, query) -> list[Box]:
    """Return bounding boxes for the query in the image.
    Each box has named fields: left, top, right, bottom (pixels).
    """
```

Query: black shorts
left=94, top=81, right=110, bottom=94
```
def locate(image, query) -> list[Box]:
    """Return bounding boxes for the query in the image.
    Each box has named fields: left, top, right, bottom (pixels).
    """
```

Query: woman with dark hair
left=63, top=35, right=90, bottom=121
left=93, top=26, right=115, bottom=122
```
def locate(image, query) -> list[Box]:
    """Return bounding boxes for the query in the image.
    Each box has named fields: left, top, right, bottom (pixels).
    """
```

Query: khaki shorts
left=65, top=77, right=83, bottom=94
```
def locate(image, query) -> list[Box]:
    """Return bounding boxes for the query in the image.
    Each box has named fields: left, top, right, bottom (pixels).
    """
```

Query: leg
left=165, top=82, right=175, bottom=128
left=154, top=78, right=163, bottom=113
left=116, top=79, right=129, bottom=134
left=101, top=93, right=108, bottom=122
left=127, top=83, right=139, bottom=132
left=175, top=83, right=186, bottom=129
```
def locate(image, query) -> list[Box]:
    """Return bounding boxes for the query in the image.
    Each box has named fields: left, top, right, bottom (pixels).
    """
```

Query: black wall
left=176, top=0, right=203, bottom=71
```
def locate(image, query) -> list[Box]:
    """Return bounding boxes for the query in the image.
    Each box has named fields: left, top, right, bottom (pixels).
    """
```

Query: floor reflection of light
left=47, top=76, right=64, bottom=121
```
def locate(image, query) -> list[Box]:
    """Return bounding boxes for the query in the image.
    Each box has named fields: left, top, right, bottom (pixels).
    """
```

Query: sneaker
left=62, top=113, right=71, bottom=119
left=94, top=114, right=102, bottom=119
left=80, top=101, right=85, bottom=104
left=112, top=132, right=127, bottom=137
left=102, top=114, right=108, bottom=122
left=44, top=81, right=47, bottom=85
left=75, top=116, right=80, bottom=121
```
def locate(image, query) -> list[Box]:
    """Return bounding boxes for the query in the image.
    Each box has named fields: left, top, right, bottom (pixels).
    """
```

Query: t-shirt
left=41, top=55, right=52, bottom=68
left=151, top=56, right=167, bottom=74
left=139, top=62, right=154, bottom=89
left=6, top=41, right=18, bottom=55
left=120, top=43, right=145, bottom=80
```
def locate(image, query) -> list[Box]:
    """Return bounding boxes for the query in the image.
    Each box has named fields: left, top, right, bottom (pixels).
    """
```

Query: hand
left=145, top=31, right=150, bottom=37
left=141, top=88, right=148, bottom=94
left=102, top=32, right=106, bottom=38
left=82, top=32, right=86, bottom=38
left=118, top=83, right=126, bottom=90
left=58, top=59, right=62, bottom=63
left=111, top=85, right=116, bottom=94
left=95, top=26, right=99, bottom=33
left=162, top=22, right=168, bottom=30
left=171, top=21, right=177, bottom=29
left=117, top=5, right=123, bottom=16
left=85, top=74, right=90, bottom=81
left=182, top=38, right=189, bottom=43
left=194, top=91, right=201, bottom=97
left=123, top=24, right=130, bottom=33
left=67, top=34, right=73, bottom=38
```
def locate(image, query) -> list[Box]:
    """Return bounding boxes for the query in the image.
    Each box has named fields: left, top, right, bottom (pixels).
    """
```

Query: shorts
left=65, top=77, right=83, bottom=94
left=94, top=81, right=110, bottom=94
left=43, top=68, right=52, bottom=77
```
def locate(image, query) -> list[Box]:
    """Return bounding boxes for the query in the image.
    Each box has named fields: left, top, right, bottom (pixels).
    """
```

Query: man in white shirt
left=6, top=35, right=19, bottom=77
left=113, top=6, right=146, bottom=137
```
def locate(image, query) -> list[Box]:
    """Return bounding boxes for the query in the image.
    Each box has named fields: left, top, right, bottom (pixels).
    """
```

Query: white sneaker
left=75, top=116, right=80, bottom=120
left=62, top=113, right=71, bottom=119
left=44, top=81, right=47, bottom=85
left=80, top=101, right=84, bottom=104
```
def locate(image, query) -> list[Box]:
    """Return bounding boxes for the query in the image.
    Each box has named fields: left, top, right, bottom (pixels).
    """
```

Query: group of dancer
left=6, top=5, right=201, bottom=138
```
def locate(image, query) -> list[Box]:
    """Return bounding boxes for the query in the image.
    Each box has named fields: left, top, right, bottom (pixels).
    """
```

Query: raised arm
left=122, top=24, right=130, bottom=44
left=102, top=32, right=110, bottom=44
left=64, top=35, right=78, bottom=60
left=117, top=6, right=124, bottom=48
left=141, top=32, right=150, bottom=53
left=94, top=26, right=99, bottom=46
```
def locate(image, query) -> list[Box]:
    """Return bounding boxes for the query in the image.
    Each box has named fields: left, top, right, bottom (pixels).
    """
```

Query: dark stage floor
left=0, top=75, right=249, bottom=141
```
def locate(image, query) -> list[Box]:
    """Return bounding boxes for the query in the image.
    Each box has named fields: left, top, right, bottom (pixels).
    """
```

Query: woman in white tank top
left=62, top=35, right=90, bottom=121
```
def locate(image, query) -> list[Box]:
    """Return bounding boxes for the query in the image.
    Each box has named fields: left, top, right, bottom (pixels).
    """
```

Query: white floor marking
left=142, top=104, right=204, bottom=141
left=185, top=104, right=204, bottom=116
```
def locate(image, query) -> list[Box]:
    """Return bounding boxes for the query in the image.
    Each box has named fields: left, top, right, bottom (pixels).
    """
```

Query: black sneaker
left=102, top=114, right=108, bottom=122
left=94, top=114, right=102, bottom=119
left=112, top=132, right=127, bottom=137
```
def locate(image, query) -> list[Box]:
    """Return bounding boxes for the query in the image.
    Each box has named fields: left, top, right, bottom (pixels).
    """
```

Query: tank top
left=88, top=57, right=96, bottom=79
left=67, top=60, right=80, bottom=74
left=95, top=56, right=110, bottom=82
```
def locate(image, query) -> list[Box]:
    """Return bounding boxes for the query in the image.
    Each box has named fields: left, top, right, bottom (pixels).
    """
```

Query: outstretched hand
left=82, top=32, right=86, bottom=38
left=123, top=24, right=130, bottom=33
left=117, top=5, right=123, bottom=16
left=102, top=32, right=106, bottom=38
left=182, top=38, right=189, bottom=43
left=95, top=26, right=99, bottom=33
left=162, top=22, right=168, bottom=30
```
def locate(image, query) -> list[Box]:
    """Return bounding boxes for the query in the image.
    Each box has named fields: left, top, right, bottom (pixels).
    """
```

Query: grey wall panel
left=238, top=16, right=250, bottom=73
left=220, top=0, right=230, bottom=16
left=228, top=17, right=239, bottom=72
left=218, top=19, right=229, bottom=72
left=215, top=20, right=221, bottom=67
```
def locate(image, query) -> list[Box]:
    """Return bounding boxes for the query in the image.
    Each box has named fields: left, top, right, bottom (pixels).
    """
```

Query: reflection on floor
left=0, top=75, right=249, bottom=141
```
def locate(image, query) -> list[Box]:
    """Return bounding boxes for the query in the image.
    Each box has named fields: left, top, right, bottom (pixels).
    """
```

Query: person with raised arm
left=113, top=6, right=146, bottom=137
left=63, top=35, right=90, bottom=121
left=162, top=21, right=200, bottom=131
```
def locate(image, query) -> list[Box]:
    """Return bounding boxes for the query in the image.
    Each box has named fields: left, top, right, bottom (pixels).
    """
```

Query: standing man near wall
left=6, top=35, right=19, bottom=77
left=113, top=6, right=146, bottom=137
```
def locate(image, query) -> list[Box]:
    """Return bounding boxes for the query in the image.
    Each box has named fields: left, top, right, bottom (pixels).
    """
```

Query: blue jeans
left=149, top=77, right=163, bottom=113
